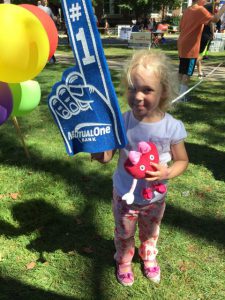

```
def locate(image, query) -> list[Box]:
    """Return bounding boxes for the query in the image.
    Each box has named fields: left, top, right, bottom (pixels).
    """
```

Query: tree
left=118, top=0, right=153, bottom=18
left=93, top=0, right=181, bottom=19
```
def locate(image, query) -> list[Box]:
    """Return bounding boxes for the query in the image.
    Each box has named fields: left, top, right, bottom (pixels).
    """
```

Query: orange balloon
left=20, top=4, right=58, bottom=60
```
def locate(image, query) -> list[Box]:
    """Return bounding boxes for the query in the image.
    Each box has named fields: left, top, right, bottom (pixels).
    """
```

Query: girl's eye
left=144, top=88, right=152, bottom=93
left=140, top=165, right=145, bottom=171
left=128, top=86, right=135, bottom=92
left=150, top=154, right=154, bottom=160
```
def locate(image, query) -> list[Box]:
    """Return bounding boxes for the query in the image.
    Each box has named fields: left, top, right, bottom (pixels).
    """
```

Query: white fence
left=209, top=33, right=225, bottom=52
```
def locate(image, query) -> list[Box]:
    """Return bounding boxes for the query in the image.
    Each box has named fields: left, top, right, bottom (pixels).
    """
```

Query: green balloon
left=9, top=80, right=41, bottom=116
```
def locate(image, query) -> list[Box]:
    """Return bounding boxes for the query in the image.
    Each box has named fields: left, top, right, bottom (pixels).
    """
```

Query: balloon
left=9, top=80, right=41, bottom=117
left=20, top=4, right=58, bottom=60
left=0, top=82, right=13, bottom=125
left=0, top=4, right=49, bottom=83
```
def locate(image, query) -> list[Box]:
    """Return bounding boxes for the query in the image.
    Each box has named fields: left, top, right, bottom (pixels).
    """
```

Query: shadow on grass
left=164, top=203, right=225, bottom=247
left=174, top=81, right=225, bottom=124
left=186, top=142, right=225, bottom=181
left=0, top=125, right=115, bottom=297
left=0, top=277, right=75, bottom=300
left=1, top=71, right=225, bottom=297
left=0, top=198, right=114, bottom=299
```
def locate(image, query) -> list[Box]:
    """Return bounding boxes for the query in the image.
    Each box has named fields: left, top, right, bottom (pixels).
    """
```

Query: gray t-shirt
left=113, top=111, right=187, bottom=205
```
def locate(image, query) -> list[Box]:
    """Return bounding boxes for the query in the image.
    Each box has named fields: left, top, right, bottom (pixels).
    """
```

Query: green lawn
left=0, top=43, right=225, bottom=300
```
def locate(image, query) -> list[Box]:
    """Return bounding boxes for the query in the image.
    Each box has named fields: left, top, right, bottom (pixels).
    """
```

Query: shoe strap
left=118, top=272, right=133, bottom=279
left=118, top=262, right=132, bottom=273
left=145, top=266, right=160, bottom=274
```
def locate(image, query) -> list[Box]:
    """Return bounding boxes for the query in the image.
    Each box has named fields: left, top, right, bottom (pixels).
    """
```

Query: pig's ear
left=128, top=151, right=141, bottom=165
left=138, top=141, right=151, bottom=153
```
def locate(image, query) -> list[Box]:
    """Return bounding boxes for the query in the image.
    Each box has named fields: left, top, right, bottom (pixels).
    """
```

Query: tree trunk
left=162, top=4, right=165, bottom=20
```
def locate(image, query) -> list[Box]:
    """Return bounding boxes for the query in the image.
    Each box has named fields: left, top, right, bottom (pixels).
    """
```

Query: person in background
left=221, top=13, right=225, bottom=32
left=156, top=21, right=168, bottom=43
left=92, top=6, right=98, bottom=26
left=91, top=50, right=189, bottom=286
left=152, top=18, right=157, bottom=31
left=177, top=0, right=225, bottom=101
left=104, top=18, right=111, bottom=37
left=131, top=20, right=140, bottom=32
left=147, top=18, right=154, bottom=31
left=196, top=1, right=215, bottom=77
left=38, top=0, right=57, bottom=63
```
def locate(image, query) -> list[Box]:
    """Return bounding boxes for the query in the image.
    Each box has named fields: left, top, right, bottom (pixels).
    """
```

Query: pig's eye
left=140, top=165, right=145, bottom=171
left=149, top=154, right=155, bottom=161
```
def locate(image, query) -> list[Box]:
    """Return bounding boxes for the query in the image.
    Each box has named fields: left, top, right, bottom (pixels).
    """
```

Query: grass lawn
left=0, top=42, right=225, bottom=300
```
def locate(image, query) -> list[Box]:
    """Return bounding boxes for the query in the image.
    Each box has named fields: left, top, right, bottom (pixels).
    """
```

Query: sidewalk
left=56, top=34, right=225, bottom=81
left=55, top=53, right=225, bottom=82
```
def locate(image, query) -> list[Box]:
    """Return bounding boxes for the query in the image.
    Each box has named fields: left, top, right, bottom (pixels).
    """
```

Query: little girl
left=91, top=50, right=189, bottom=286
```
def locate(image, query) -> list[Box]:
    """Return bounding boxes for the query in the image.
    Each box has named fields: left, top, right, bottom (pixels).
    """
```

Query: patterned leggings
left=112, top=190, right=166, bottom=264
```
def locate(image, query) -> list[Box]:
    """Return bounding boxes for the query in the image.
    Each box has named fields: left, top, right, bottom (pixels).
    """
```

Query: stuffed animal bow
left=122, top=141, right=167, bottom=204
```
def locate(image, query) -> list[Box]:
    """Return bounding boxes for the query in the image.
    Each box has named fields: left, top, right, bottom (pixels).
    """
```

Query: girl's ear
left=161, top=85, right=167, bottom=99
left=160, top=86, right=168, bottom=104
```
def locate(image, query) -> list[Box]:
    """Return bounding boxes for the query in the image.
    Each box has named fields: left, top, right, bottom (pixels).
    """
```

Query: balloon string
left=12, top=116, right=30, bottom=160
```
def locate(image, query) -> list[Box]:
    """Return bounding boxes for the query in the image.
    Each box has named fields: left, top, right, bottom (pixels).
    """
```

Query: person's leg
left=113, top=192, right=138, bottom=264
left=179, top=58, right=190, bottom=92
left=179, top=74, right=190, bottom=101
left=112, top=190, right=138, bottom=285
left=138, top=201, right=166, bottom=283
left=52, top=54, right=56, bottom=63
left=196, top=54, right=203, bottom=77
left=179, top=58, right=196, bottom=101
left=138, top=201, right=166, bottom=262
left=49, top=55, right=56, bottom=64
left=180, top=73, right=190, bottom=86
left=203, top=40, right=211, bottom=59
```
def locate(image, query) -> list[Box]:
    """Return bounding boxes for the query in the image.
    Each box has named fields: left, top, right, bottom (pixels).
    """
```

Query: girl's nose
left=135, top=91, right=144, bottom=101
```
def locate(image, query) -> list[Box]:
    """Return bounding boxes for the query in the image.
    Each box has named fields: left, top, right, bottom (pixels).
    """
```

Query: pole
left=12, top=116, right=30, bottom=160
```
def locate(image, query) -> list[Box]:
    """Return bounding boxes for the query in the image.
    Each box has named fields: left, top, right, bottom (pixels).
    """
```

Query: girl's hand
left=91, top=152, right=104, bottom=162
left=145, top=162, right=169, bottom=181
left=90, top=150, right=115, bottom=164
left=145, top=141, right=189, bottom=181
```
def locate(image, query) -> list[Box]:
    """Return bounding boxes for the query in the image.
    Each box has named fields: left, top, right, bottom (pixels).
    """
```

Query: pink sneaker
left=116, top=262, right=134, bottom=286
left=143, top=260, right=160, bottom=284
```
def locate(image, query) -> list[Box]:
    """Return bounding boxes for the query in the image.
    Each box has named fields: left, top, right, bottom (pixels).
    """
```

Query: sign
left=117, top=25, right=132, bottom=40
left=48, top=0, right=127, bottom=155
left=128, top=32, right=152, bottom=48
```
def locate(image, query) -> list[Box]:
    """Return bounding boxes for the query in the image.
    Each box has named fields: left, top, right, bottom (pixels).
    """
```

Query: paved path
left=55, top=53, right=225, bottom=82
left=56, top=35, right=225, bottom=82
left=194, top=63, right=225, bottom=81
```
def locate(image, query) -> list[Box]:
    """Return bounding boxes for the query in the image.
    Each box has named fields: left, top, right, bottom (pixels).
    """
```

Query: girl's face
left=127, top=65, right=164, bottom=122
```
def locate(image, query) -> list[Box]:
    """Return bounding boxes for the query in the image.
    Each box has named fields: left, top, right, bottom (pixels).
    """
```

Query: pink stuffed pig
left=122, top=141, right=167, bottom=204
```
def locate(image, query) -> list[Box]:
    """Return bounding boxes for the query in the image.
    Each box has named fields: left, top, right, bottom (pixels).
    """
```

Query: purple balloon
left=0, top=82, right=13, bottom=125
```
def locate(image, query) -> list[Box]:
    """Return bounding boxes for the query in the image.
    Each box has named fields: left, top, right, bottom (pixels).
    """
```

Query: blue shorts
left=179, top=58, right=197, bottom=76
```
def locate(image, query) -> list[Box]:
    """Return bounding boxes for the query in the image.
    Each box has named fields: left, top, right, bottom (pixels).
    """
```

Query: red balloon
left=20, top=4, right=58, bottom=60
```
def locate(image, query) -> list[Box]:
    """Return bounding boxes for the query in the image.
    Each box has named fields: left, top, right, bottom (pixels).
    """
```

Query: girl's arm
left=90, top=150, right=116, bottom=164
left=145, top=141, right=189, bottom=181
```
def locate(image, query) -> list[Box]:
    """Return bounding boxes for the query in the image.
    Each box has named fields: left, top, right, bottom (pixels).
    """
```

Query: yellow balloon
left=0, top=4, right=49, bottom=83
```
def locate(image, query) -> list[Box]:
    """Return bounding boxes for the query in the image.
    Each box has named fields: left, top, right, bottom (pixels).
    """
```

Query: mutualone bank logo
left=68, top=122, right=112, bottom=142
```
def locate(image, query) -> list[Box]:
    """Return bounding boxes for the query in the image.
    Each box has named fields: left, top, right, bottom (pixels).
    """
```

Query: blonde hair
left=123, top=49, right=179, bottom=111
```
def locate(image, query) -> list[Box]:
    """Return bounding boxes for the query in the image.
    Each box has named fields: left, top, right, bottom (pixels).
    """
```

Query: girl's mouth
left=134, top=105, right=145, bottom=110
